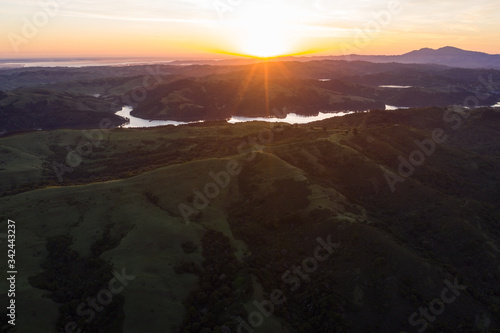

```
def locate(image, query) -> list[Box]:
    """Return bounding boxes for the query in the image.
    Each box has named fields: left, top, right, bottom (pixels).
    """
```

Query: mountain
left=130, top=69, right=386, bottom=121
left=322, top=47, right=500, bottom=69
left=1, top=60, right=499, bottom=131
left=167, top=47, right=500, bottom=70
left=132, top=62, right=500, bottom=121
left=0, top=88, right=125, bottom=133
left=397, top=46, right=500, bottom=68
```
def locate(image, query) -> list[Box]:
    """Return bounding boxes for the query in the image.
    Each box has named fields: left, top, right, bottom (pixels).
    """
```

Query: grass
left=1, top=108, right=499, bottom=332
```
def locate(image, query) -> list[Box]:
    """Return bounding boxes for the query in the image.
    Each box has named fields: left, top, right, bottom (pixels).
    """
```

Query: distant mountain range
left=329, top=46, right=500, bottom=69
left=1, top=47, right=498, bottom=70
left=167, top=47, right=500, bottom=70
left=2, top=59, right=500, bottom=130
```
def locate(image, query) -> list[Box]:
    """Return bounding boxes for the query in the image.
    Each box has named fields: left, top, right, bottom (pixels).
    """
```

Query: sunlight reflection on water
left=116, top=106, right=358, bottom=128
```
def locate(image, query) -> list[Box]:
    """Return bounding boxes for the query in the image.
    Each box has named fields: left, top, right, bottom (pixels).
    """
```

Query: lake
left=115, top=106, right=357, bottom=128
left=379, top=85, right=413, bottom=88
left=115, top=106, right=198, bottom=127
left=116, top=103, right=499, bottom=129
left=385, top=105, right=410, bottom=110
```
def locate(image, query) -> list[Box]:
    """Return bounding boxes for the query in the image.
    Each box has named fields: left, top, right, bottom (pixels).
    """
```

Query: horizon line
left=1, top=46, right=499, bottom=61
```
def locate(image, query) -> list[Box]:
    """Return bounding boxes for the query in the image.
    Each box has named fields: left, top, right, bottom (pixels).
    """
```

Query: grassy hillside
left=0, top=88, right=125, bottom=133
left=0, top=108, right=499, bottom=332
left=131, top=74, right=385, bottom=121
left=132, top=63, right=500, bottom=121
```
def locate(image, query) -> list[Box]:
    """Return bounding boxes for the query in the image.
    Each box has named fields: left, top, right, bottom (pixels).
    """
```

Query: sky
left=1, top=0, right=500, bottom=59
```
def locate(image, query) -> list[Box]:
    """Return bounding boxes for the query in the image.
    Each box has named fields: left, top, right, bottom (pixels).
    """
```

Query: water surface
left=379, top=85, right=413, bottom=88
left=116, top=106, right=196, bottom=128
left=115, top=106, right=356, bottom=128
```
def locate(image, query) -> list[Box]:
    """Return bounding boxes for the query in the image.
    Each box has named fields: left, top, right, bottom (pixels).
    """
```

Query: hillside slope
left=0, top=108, right=499, bottom=332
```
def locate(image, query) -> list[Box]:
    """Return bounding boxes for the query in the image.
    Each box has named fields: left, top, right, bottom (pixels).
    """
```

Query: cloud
left=1, top=0, right=500, bottom=56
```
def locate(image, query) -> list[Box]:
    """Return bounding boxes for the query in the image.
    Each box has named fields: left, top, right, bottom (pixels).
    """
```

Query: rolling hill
left=1, top=107, right=499, bottom=332
left=0, top=88, right=125, bottom=133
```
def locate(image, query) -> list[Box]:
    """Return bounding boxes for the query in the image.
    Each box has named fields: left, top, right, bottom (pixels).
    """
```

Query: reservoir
left=116, top=106, right=357, bottom=128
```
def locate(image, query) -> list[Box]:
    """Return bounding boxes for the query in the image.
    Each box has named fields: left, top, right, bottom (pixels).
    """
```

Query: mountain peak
left=335, top=46, right=500, bottom=69
left=406, top=46, right=487, bottom=57
left=437, top=46, right=463, bottom=51
left=435, top=46, right=480, bottom=55
left=405, top=46, right=464, bottom=56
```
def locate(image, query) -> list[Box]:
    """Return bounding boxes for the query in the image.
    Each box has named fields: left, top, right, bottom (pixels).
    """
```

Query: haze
left=2, top=0, right=500, bottom=58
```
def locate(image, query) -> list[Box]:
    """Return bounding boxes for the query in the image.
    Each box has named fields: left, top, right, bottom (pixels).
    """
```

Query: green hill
left=0, top=107, right=499, bottom=332
left=0, top=88, right=125, bottom=133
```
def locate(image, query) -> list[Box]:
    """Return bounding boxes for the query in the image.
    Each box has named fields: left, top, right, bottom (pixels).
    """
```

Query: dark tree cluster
left=28, top=233, right=125, bottom=333
left=179, top=230, right=253, bottom=332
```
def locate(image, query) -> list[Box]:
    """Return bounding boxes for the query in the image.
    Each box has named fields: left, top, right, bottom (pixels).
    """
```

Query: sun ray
left=264, top=61, right=270, bottom=117
left=233, top=63, right=259, bottom=109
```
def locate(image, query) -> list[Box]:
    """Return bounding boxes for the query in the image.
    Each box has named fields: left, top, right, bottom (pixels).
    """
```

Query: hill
left=132, top=62, right=500, bottom=121
left=0, top=59, right=499, bottom=135
left=136, top=47, right=500, bottom=70
left=0, top=88, right=125, bottom=133
left=322, top=46, right=500, bottom=69
left=1, top=107, right=499, bottom=332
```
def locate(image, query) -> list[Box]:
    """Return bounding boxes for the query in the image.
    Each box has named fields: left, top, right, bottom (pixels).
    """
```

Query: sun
left=230, top=2, right=303, bottom=58
left=242, top=23, right=288, bottom=58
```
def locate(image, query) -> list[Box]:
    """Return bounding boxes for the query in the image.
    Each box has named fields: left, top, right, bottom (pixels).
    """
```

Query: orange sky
left=2, top=0, right=500, bottom=59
